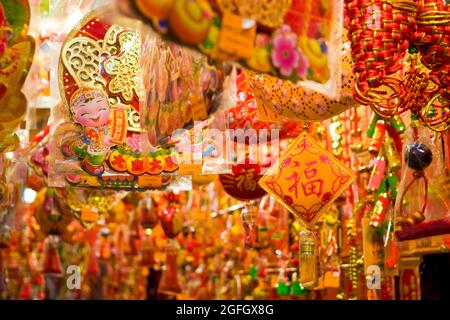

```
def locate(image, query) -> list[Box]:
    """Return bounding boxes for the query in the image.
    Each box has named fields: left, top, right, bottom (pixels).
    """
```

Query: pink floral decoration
left=271, top=26, right=300, bottom=77
left=126, top=134, right=141, bottom=152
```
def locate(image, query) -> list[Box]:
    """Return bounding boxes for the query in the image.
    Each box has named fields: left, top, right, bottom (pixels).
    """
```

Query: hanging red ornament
left=219, top=159, right=267, bottom=201
left=160, top=205, right=183, bottom=239
left=31, top=273, right=45, bottom=288
left=129, top=219, right=142, bottom=256
left=138, top=197, right=159, bottom=229
left=158, top=241, right=182, bottom=296
left=41, top=236, right=63, bottom=276
left=18, top=277, right=32, bottom=300
left=141, top=236, right=156, bottom=267
left=87, top=246, right=100, bottom=278
left=0, top=250, right=6, bottom=292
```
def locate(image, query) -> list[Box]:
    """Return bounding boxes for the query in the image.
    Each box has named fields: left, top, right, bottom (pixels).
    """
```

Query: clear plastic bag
left=394, top=119, right=450, bottom=241
left=117, top=0, right=344, bottom=98
left=47, top=6, right=192, bottom=190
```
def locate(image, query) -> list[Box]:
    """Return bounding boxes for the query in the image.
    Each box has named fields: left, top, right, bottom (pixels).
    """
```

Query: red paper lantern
left=219, top=160, right=267, bottom=201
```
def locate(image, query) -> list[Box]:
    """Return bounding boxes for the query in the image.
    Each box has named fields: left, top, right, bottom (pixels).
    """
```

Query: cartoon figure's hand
left=102, top=135, right=115, bottom=147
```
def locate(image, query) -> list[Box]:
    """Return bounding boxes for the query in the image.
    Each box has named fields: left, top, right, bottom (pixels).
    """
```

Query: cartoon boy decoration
left=62, top=86, right=116, bottom=176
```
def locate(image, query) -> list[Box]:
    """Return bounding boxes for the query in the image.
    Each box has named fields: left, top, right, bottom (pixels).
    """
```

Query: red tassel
left=41, top=237, right=63, bottom=276
left=139, top=198, right=159, bottom=229
left=158, top=241, right=182, bottom=296
left=141, top=237, right=155, bottom=267
left=19, top=277, right=33, bottom=300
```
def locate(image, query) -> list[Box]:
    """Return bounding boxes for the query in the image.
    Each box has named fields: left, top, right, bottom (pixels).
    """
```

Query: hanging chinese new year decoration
left=53, top=7, right=181, bottom=190
left=344, top=0, right=450, bottom=131
left=31, top=188, right=76, bottom=243
left=393, top=119, right=450, bottom=241
left=259, top=132, right=355, bottom=227
left=120, top=0, right=343, bottom=88
left=158, top=192, right=183, bottom=295
left=219, top=158, right=267, bottom=201
left=245, top=48, right=357, bottom=122
left=0, top=0, right=35, bottom=152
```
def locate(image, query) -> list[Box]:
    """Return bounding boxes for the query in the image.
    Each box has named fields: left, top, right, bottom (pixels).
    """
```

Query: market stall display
left=0, top=0, right=449, bottom=302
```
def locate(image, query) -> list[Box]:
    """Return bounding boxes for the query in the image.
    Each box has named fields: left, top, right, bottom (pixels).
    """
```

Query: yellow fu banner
left=259, top=132, right=355, bottom=227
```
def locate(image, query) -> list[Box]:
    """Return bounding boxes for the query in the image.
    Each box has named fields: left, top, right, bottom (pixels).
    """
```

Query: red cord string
left=345, top=0, right=450, bottom=130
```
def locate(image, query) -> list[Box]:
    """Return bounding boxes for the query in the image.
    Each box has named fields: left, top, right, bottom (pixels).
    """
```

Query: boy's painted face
left=73, top=97, right=110, bottom=127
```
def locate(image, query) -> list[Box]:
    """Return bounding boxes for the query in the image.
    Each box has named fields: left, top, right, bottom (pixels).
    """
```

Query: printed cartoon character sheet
left=45, top=8, right=156, bottom=189
left=49, top=6, right=229, bottom=190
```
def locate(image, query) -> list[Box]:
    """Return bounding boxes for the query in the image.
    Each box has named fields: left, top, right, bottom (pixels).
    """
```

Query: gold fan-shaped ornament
left=247, top=47, right=357, bottom=121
